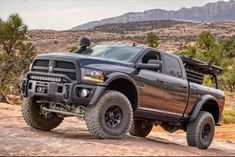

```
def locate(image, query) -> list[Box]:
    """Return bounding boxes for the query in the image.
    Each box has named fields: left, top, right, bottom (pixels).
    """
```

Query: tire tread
left=186, top=111, right=215, bottom=149
left=21, top=97, right=63, bottom=131
left=85, top=90, right=133, bottom=139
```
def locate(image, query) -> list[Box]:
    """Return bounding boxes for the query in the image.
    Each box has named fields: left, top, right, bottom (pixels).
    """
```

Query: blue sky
left=0, top=0, right=230, bottom=30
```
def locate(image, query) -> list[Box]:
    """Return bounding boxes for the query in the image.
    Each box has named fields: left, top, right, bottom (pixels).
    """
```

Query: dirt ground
left=0, top=102, right=235, bottom=156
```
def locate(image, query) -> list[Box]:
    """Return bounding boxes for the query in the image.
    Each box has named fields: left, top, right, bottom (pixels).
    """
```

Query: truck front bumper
left=21, top=78, right=106, bottom=106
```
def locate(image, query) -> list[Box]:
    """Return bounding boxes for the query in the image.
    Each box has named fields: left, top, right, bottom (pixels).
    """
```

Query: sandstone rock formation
left=72, top=0, right=235, bottom=30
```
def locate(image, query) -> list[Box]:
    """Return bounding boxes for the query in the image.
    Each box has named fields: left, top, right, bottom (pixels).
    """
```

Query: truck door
left=136, top=51, right=166, bottom=112
left=161, top=54, right=189, bottom=121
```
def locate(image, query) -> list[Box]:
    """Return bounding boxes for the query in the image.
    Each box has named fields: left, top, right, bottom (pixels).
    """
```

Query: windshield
left=79, top=45, right=143, bottom=62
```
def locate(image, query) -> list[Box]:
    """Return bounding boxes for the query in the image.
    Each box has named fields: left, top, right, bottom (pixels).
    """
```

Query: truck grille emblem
left=49, top=66, right=53, bottom=72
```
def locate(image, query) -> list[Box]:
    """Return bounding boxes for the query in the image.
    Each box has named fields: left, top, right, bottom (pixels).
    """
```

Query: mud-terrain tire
left=21, top=97, right=63, bottom=131
left=85, top=90, right=133, bottom=139
left=129, top=120, right=153, bottom=137
left=186, top=111, right=215, bottom=149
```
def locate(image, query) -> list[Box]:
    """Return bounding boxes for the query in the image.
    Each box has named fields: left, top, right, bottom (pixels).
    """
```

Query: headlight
left=81, top=68, right=105, bottom=83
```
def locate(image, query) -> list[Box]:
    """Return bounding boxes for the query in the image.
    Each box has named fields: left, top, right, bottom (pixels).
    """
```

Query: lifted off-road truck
left=21, top=44, right=225, bottom=149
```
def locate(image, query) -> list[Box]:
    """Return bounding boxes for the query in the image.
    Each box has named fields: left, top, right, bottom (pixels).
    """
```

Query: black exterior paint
left=21, top=45, right=225, bottom=125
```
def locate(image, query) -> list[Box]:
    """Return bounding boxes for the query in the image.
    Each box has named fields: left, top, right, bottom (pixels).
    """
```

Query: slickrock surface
left=0, top=102, right=235, bottom=156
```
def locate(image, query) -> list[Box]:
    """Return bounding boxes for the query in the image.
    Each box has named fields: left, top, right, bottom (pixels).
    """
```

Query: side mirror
left=137, top=60, right=162, bottom=70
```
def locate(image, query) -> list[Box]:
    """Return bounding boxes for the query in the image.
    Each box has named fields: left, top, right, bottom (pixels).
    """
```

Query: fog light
left=79, top=89, right=90, bottom=98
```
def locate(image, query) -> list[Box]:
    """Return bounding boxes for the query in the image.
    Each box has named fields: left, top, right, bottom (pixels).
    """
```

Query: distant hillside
left=28, top=22, right=235, bottom=53
left=91, top=20, right=192, bottom=33
left=72, top=0, right=235, bottom=30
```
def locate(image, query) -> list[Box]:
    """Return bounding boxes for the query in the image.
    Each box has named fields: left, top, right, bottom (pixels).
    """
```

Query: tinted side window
left=164, top=55, right=182, bottom=78
left=142, top=51, right=160, bottom=64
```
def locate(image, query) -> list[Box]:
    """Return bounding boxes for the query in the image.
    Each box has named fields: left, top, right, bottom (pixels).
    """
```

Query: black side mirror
left=137, top=60, right=162, bottom=71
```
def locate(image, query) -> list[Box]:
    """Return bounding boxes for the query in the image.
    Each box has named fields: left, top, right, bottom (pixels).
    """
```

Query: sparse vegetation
left=68, top=45, right=78, bottom=52
left=0, top=14, right=36, bottom=103
left=220, top=38, right=235, bottom=57
left=147, top=32, right=160, bottom=48
left=223, top=108, right=235, bottom=124
left=92, top=20, right=189, bottom=33
left=177, top=31, right=235, bottom=92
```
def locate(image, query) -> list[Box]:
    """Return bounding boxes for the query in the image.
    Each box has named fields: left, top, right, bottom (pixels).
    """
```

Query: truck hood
left=36, top=52, right=135, bottom=73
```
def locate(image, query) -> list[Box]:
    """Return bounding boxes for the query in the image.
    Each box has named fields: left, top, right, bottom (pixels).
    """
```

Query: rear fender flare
left=189, top=94, right=219, bottom=122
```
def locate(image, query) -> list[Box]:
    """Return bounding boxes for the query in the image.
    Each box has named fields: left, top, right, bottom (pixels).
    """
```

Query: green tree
left=147, top=32, right=160, bottom=48
left=198, top=31, right=216, bottom=51
left=179, top=31, right=232, bottom=67
left=219, top=65, right=235, bottom=92
left=177, top=31, right=234, bottom=91
left=220, top=37, right=235, bottom=57
left=195, top=31, right=230, bottom=67
left=0, top=14, right=36, bottom=102
left=177, top=45, right=197, bottom=57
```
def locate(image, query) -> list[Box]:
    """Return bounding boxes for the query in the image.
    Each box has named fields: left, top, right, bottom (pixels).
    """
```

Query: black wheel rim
left=201, top=123, right=211, bottom=142
left=104, top=105, right=122, bottom=128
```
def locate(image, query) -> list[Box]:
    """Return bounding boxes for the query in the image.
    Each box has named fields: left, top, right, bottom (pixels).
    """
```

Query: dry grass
left=223, top=108, right=235, bottom=124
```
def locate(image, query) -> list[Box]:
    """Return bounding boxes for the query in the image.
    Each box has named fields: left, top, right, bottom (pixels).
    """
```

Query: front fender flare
left=89, top=72, right=139, bottom=107
left=103, top=72, right=137, bottom=87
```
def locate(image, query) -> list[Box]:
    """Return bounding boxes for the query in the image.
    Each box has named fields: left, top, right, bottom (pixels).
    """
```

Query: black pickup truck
left=21, top=44, right=225, bottom=149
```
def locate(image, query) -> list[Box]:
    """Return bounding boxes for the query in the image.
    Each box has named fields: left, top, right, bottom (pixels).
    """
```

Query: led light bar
left=30, top=75, right=61, bottom=82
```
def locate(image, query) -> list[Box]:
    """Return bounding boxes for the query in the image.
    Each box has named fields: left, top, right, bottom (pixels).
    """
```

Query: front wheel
left=85, top=90, right=133, bottom=139
left=21, top=97, right=63, bottom=131
left=186, top=111, right=215, bottom=149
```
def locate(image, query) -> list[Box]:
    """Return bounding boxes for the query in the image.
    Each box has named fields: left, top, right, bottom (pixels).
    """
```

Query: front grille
left=33, top=69, right=48, bottom=73
left=32, top=59, right=77, bottom=81
left=34, top=60, right=49, bottom=67
left=55, top=61, right=75, bottom=69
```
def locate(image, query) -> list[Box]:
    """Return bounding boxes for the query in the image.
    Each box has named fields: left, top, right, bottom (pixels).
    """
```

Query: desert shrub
left=220, top=37, right=235, bottom=57
left=223, top=108, right=235, bottom=124
left=0, top=14, right=36, bottom=102
left=68, top=45, right=78, bottom=52
left=220, top=65, right=235, bottom=92
left=177, top=31, right=235, bottom=91
left=147, top=32, right=160, bottom=48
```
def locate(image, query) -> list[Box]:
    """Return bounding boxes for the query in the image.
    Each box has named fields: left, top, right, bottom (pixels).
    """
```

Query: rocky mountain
left=91, top=20, right=190, bottom=33
left=72, top=0, right=235, bottom=30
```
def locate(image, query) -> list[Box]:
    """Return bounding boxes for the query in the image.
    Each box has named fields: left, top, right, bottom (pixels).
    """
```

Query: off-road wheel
left=186, top=111, right=215, bottom=149
left=129, top=120, right=153, bottom=137
left=21, top=97, right=63, bottom=131
left=85, top=90, right=133, bottom=139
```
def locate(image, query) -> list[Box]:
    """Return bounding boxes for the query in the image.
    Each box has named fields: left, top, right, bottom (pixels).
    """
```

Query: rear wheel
left=85, top=90, right=133, bottom=139
left=186, top=111, right=215, bottom=149
left=129, top=120, right=153, bottom=137
left=21, top=97, right=63, bottom=131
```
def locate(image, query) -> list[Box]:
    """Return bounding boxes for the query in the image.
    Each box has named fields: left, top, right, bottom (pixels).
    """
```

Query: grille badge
left=49, top=65, right=53, bottom=72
